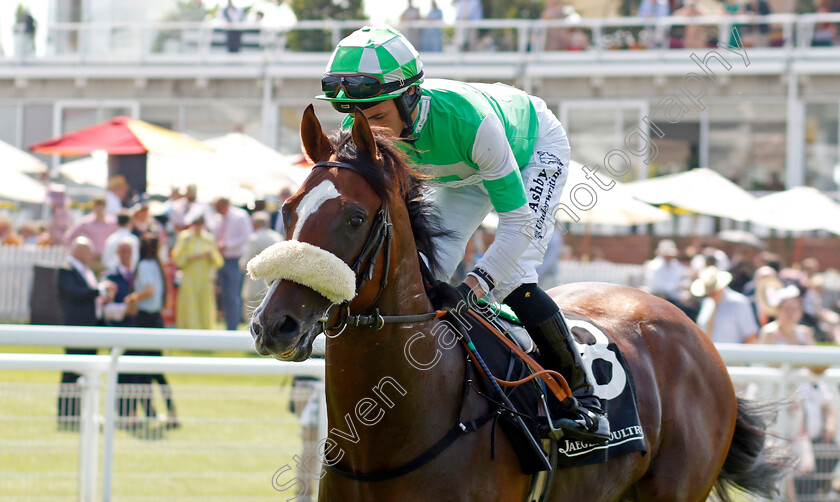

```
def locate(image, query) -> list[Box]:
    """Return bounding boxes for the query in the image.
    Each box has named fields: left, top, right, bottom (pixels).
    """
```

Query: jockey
left=318, top=26, right=609, bottom=443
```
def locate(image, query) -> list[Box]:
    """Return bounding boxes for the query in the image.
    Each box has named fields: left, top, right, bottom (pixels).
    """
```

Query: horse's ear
left=351, top=108, right=381, bottom=164
left=301, top=104, right=333, bottom=163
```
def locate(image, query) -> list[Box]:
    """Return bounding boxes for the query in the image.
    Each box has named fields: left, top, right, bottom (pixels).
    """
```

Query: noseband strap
left=313, top=160, right=441, bottom=332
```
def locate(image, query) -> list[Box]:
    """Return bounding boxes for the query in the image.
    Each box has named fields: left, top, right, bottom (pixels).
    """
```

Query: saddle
left=445, top=304, right=557, bottom=474
left=443, top=300, right=647, bottom=476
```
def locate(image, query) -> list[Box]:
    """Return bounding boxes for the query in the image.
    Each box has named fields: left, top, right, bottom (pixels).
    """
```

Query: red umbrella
left=29, top=116, right=208, bottom=156
left=29, top=116, right=209, bottom=195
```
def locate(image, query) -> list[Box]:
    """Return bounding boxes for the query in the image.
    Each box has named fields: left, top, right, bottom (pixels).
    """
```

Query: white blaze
left=292, top=179, right=341, bottom=241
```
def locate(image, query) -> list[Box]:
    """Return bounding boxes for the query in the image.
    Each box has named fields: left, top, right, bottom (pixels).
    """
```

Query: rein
left=313, top=160, right=446, bottom=333
left=310, top=160, right=551, bottom=484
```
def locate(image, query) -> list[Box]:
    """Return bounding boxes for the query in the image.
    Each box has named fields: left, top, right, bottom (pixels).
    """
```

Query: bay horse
left=248, top=105, right=786, bottom=501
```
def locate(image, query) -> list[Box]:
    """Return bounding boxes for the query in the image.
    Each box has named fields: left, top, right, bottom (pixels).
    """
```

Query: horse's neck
left=324, top=239, right=467, bottom=471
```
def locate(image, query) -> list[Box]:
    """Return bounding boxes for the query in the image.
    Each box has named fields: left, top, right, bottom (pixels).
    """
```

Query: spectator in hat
left=64, top=195, right=119, bottom=278
left=643, top=239, right=688, bottom=304
left=757, top=286, right=838, bottom=499
left=18, top=221, right=41, bottom=246
left=692, top=265, right=759, bottom=344
left=129, top=195, right=167, bottom=251
left=106, top=176, right=130, bottom=217
left=121, top=234, right=180, bottom=429
left=170, top=184, right=209, bottom=233
left=0, top=213, right=23, bottom=246
left=172, top=208, right=223, bottom=330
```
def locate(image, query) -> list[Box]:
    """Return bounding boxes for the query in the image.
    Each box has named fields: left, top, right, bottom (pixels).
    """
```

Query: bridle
left=306, top=160, right=524, bottom=486
left=312, top=160, right=443, bottom=334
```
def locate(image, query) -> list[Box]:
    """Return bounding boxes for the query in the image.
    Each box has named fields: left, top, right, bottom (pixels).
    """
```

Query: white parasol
left=624, top=167, right=756, bottom=221
left=749, top=186, right=840, bottom=235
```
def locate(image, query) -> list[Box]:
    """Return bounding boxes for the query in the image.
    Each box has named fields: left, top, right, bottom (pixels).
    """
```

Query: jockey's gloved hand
left=426, top=281, right=476, bottom=314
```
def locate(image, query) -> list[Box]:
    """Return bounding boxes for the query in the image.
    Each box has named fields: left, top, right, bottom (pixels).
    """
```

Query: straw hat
left=184, top=205, right=206, bottom=226
left=107, top=175, right=129, bottom=191
left=752, top=266, right=783, bottom=316
left=47, top=183, right=67, bottom=206
left=690, top=266, right=733, bottom=297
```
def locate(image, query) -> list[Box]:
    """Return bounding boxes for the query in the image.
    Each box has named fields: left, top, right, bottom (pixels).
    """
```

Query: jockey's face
left=355, top=98, right=403, bottom=137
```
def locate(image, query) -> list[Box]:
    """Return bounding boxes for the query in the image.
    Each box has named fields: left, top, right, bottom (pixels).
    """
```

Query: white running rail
left=3, top=324, right=840, bottom=501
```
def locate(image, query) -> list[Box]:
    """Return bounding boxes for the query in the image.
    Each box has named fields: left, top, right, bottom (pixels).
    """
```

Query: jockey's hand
left=427, top=281, right=477, bottom=314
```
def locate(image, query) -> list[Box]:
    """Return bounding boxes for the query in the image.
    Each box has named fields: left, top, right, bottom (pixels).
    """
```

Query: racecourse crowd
left=1, top=178, right=294, bottom=332
left=4, top=178, right=840, bottom=498
left=4, top=0, right=840, bottom=61
left=640, top=238, right=840, bottom=500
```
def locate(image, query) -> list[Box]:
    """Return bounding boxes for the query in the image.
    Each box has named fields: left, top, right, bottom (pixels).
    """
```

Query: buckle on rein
left=319, top=303, right=387, bottom=336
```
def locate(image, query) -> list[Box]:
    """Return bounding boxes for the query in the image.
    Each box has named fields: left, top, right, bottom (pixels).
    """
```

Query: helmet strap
left=396, top=86, right=422, bottom=138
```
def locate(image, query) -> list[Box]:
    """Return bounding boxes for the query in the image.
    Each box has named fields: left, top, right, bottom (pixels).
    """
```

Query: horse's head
left=248, top=105, right=423, bottom=361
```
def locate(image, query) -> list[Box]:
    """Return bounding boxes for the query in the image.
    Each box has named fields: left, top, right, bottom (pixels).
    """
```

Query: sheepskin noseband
left=246, top=241, right=356, bottom=304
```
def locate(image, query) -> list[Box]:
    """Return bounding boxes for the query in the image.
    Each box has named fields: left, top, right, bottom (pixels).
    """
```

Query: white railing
left=0, top=246, right=646, bottom=325
left=2, top=15, right=839, bottom=66
left=4, top=324, right=840, bottom=500
left=0, top=325, right=325, bottom=502
left=0, top=245, right=67, bottom=324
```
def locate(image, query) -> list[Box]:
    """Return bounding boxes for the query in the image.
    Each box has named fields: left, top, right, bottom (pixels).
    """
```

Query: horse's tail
left=713, top=398, right=793, bottom=502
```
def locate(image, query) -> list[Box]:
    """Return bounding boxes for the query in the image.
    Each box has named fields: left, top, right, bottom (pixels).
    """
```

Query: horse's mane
left=331, top=128, right=450, bottom=277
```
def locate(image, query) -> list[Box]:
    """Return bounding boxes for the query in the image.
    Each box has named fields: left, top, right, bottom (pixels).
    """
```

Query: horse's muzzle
left=250, top=313, right=302, bottom=358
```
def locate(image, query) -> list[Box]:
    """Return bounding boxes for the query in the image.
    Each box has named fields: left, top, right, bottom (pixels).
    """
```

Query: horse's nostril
left=250, top=317, right=264, bottom=338
left=273, top=316, right=299, bottom=335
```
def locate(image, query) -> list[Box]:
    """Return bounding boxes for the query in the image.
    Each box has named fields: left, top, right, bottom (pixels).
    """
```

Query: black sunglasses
left=322, top=71, right=423, bottom=100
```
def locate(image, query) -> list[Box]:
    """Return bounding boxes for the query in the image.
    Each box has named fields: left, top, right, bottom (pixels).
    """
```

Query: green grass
left=0, top=346, right=310, bottom=500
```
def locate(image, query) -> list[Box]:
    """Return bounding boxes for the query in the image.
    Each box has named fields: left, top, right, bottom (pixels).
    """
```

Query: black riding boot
left=530, top=311, right=611, bottom=443
left=504, top=284, right=610, bottom=444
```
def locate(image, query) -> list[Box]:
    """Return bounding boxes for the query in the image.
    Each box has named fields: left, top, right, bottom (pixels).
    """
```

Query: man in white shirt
left=56, top=237, right=115, bottom=429
left=105, top=176, right=130, bottom=217
left=213, top=197, right=253, bottom=330
left=101, top=211, right=140, bottom=272
left=692, top=266, right=758, bottom=344
left=644, top=239, right=687, bottom=302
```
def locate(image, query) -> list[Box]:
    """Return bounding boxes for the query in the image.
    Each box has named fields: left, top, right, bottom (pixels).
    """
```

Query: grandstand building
left=1, top=6, right=839, bottom=262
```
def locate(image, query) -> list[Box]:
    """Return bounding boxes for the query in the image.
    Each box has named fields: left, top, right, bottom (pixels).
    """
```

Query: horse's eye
left=348, top=215, right=364, bottom=228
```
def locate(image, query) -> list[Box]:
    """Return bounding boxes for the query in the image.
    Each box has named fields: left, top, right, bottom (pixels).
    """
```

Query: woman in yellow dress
left=172, top=211, right=223, bottom=329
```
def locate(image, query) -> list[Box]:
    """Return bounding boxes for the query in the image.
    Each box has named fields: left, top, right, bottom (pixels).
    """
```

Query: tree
left=482, top=0, right=545, bottom=19
left=287, top=0, right=367, bottom=52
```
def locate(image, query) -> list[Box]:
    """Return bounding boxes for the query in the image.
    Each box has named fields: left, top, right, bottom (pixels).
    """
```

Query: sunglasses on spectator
left=321, top=72, right=423, bottom=100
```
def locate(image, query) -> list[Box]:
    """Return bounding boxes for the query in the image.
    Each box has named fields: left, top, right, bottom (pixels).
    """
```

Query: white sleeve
left=470, top=114, right=536, bottom=290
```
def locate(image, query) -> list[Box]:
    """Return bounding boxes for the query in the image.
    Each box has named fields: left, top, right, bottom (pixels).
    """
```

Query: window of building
left=140, top=104, right=182, bottom=132
left=708, top=100, right=787, bottom=190
left=562, top=102, right=649, bottom=182
left=184, top=103, right=262, bottom=140
left=647, top=104, right=702, bottom=178
left=276, top=102, right=343, bottom=155
left=22, top=104, right=53, bottom=166
left=0, top=104, right=18, bottom=146
left=804, top=102, right=839, bottom=192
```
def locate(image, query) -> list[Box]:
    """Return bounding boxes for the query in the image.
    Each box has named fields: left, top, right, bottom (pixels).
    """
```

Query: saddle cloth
left=462, top=307, right=647, bottom=472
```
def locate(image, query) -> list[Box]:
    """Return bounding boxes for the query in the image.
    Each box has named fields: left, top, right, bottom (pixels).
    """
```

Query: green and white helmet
left=317, top=26, right=424, bottom=105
